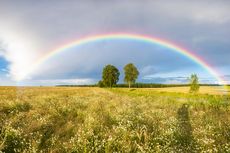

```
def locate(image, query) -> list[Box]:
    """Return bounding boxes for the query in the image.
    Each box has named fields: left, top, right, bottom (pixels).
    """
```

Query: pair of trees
left=99, top=63, right=139, bottom=88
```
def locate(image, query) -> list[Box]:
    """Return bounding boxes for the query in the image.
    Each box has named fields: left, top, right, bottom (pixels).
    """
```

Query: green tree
left=124, top=63, right=139, bottom=88
left=189, top=74, right=199, bottom=93
left=102, top=64, right=120, bottom=88
left=98, top=80, right=104, bottom=88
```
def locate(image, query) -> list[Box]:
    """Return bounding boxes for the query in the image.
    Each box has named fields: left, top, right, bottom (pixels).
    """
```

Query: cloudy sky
left=0, top=0, right=230, bottom=85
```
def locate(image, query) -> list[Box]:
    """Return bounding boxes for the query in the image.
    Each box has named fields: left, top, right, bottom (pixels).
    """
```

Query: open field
left=124, top=86, right=230, bottom=95
left=0, top=87, right=230, bottom=152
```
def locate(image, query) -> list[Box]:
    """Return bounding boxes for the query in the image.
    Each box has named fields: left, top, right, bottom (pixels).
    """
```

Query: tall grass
left=0, top=87, right=229, bottom=152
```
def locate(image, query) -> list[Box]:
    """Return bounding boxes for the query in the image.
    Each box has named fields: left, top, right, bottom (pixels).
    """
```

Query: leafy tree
left=102, top=64, right=120, bottom=88
left=124, top=63, right=139, bottom=88
left=189, top=74, right=200, bottom=93
left=98, top=80, right=105, bottom=87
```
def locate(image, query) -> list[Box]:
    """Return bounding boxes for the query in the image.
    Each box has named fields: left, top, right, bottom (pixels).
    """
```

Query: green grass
left=0, top=87, right=230, bottom=152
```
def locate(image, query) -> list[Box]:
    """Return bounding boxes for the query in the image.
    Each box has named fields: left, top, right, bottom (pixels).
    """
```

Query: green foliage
left=102, top=64, right=120, bottom=88
left=98, top=80, right=105, bottom=88
left=124, top=63, right=139, bottom=88
left=1, top=127, right=27, bottom=153
left=189, top=74, right=200, bottom=93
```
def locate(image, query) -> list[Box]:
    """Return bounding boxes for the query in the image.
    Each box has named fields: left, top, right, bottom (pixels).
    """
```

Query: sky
left=0, top=0, right=230, bottom=85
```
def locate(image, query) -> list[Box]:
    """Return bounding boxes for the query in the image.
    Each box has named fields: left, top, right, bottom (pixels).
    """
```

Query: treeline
left=115, top=83, right=221, bottom=88
left=57, top=83, right=221, bottom=88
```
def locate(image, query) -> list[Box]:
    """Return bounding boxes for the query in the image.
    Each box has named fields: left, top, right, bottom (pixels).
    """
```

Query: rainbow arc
left=18, top=33, right=226, bottom=85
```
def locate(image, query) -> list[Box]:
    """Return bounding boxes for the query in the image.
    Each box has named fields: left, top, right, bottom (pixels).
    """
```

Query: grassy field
left=0, top=87, right=230, bottom=152
left=134, top=86, right=229, bottom=95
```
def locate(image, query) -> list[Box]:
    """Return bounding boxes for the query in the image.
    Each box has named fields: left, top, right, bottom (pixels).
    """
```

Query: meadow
left=0, top=86, right=230, bottom=152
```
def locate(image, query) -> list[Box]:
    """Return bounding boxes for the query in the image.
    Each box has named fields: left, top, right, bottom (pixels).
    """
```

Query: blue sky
left=0, top=0, right=230, bottom=85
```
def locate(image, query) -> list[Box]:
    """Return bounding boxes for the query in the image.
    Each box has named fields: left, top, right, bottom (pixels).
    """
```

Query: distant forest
left=56, top=83, right=224, bottom=88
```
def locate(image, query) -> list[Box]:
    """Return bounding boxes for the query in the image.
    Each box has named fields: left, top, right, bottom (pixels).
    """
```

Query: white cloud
left=42, top=78, right=94, bottom=85
left=0, top=22, right=44, bottom=81
left=19, top=78, right=95, bottom=86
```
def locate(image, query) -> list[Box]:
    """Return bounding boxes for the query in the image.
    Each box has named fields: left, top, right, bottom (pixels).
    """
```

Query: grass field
left=134, top=86, right=229, bottom=95
left=0, top=86, right=230, bottom=152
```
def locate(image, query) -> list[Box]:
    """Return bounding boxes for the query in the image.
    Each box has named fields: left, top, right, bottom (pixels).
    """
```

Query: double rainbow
left=19, top=33, right=226, bottom=85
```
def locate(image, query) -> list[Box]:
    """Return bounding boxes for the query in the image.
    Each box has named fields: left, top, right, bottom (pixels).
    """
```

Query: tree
left=98, top=80, right=105, bottom=87
left=124, top=63, right=139, bottom=88
left=102, top=64, right=120, bottom=88
left=189, top=74, right=199, bottom=93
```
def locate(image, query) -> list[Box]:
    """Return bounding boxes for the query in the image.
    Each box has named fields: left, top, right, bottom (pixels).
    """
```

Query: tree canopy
left=102, top=64, right=120, bottom=88
left=124, top=63, right=139, bottom=88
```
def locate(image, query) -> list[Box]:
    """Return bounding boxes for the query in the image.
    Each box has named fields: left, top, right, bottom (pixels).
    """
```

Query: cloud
left=141, top=75, right=220, bottom=84
left=0, top=0, right=229, bottom=85
left=33, top=78, right=95, bottom=86
left=222, top=75, right=230, bottom=84
left=0, top=22, right=45, bottom=80
left=141, top=65, right=158, bottom=75
left=154, top=0, right=230, bottom=24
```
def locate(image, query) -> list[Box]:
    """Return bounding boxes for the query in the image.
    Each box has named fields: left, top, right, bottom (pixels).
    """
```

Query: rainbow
left=19, top=33, right=226, bottom=85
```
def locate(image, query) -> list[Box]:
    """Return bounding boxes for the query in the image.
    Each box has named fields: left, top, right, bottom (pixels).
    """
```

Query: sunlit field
left=0, top=87, right=230, bottom=152
left=127, top=86, right=230, bottom=95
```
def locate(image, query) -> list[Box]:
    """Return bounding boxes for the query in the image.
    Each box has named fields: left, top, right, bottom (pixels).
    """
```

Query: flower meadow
left=0, top=87, right=230, bottom=152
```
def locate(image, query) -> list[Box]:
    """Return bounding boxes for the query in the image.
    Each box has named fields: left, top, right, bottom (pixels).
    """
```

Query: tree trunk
left=129, top=82, right=131, bottom=88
